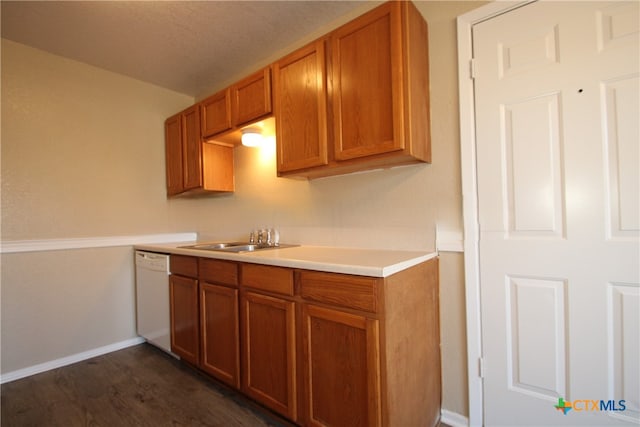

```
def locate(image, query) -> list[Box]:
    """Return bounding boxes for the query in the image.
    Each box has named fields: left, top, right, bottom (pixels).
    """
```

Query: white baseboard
left=441, top=409, right=470, bottom=427
left=0, top=337, right=145, bottom=384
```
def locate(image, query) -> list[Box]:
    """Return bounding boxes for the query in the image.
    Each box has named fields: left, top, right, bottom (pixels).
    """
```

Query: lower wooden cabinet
left=169, top=255, right=440, bottom=427
left=169, top=274, right=200, bottom=366
left=240, top=291, right=297, bottom=421
left=200, top=282, right=240, bottom=388
left=169, top=256, right=240, bottom=388
left=302, top=304, right=380, bottom=427
left=298, top=260, right=441, bottom=427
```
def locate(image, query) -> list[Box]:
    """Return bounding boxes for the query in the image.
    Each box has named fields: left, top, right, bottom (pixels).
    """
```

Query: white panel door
left=473, top=1, right=639, bottom=425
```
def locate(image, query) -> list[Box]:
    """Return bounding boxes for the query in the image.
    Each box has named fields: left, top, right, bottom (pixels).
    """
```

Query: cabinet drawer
left=241, top=264, right=294, bottom=296
left=199, top=258, right=238, bottom=286
left=170, top=255, right=198, bottom=278
left=300, top=271, right=379, bottom=313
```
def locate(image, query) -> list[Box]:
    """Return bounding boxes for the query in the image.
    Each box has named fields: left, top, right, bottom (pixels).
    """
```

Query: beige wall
left=1, top=0, right=483, bottom=418
left=1, top=39, right=194, bottom=239
left=1, top=247, right=138, bottom=370
left=1, top=38, right=194, bottom=376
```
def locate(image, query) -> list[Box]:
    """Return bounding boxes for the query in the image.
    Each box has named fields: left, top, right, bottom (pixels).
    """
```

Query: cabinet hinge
left=478, top=357, right=485, bottom=378
left=470, top=58, right=477, bottom=79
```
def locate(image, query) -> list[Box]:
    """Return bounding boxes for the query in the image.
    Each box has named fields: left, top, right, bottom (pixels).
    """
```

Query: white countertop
left=134, top=242, right=437, bottom=278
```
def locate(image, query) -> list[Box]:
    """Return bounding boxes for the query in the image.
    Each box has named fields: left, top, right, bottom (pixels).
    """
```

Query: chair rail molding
left=0, top=232, right=197, bottom=254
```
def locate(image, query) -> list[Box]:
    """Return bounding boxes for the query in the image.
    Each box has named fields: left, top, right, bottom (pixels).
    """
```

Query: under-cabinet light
left=241, top=127, right=263, bottom=147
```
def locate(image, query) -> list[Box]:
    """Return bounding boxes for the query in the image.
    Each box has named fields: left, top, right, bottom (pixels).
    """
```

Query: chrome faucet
left=250, top=228, right=279, bottom=247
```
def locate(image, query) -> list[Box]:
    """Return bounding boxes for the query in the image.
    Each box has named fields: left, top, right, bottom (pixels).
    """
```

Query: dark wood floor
left=1, top=343, right=290, bottom=427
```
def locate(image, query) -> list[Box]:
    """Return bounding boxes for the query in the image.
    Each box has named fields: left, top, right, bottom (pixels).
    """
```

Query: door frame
left=456, top=2, right=534, bottom=426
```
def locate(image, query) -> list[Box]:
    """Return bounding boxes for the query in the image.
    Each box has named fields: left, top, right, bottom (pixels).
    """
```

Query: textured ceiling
left=1, top=1, right=369, bottom=97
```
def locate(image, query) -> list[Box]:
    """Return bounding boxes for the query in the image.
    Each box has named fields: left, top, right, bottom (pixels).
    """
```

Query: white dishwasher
left=135, top=250, right=173, bottom=354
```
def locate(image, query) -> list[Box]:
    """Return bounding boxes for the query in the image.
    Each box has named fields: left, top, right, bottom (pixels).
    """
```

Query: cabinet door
left=165, top=113, right=183, bottom=196
left=232, top=67, right=272, bottom=127
left=274, top=39, right=329, bottom=173
left=241, top=291, right=297, bottom=421
left=302, top=304, right=381, bottom=427
left=331, top=2, right=404, bottom=160
left=201, top=142, right=235, bottom=192
left=200, top=282, right=240, bottom=388
left=201, top=89, right=232, bottom=138
left=181, top=104, right=202, bottom=191
left=169, top=274, right=200, bottom=365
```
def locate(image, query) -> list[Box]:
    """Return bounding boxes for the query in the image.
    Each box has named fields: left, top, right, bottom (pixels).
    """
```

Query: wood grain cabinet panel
left=331, top=2, right=403, bottom=161
left=331, top=1, right=431, bottom=165
left=302, top=304, right=381, bottom=427
left=299, top=271, right=379, bottom=313
left=164, top=105, right=203, bottom=195
left=181, top=105, right=203, bottom=191
left=199, top=258, right=238, bottom=286
left=274, top=39, right=329, bottom=172
left=169, top=274, right=200, bottom=366
left=200, top=282, right=240, bottom=388
left=232, top=67, right=272, bottom=127
left=241, top=291, right=297, bottom=421
left=165, top=113, right=183, bottom=196
left=241, top=264, right=294, bottom=296
left=170, top=255, right=198, bottom=278
left=201, top=142, right=234, bottom=192
left=201, top=89, right=232, bottom=138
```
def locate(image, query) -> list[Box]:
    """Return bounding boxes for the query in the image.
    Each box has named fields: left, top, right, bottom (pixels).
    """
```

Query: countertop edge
left=134, top=243, right=437, bottom=278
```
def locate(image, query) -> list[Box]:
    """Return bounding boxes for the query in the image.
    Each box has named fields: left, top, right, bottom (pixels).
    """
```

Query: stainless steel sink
left=181, top=242, right=248, bottom=250
left=179, top=242, right=298, bottom=253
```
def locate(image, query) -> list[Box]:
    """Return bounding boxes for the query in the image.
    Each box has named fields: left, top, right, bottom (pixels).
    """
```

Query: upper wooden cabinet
left=166, top=1, right=430, bottom=183
left=274, top=40, right=329, bottom=173
left=232, top=67, right=272, bottom=127
left=165, top=105, right=203, bottom=196
left=331, top=3, right=404, bottom=161
left=182, top=105, right=203, bottom=191
left=165, top=113, right=183, bottom=196
left=275, top=1, right=431, bottom=178
left=201, top=89, right=232, bottom=138
left=165, top=104, right=234, bottom=197
left=200, top=68, right=273, bottom=141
